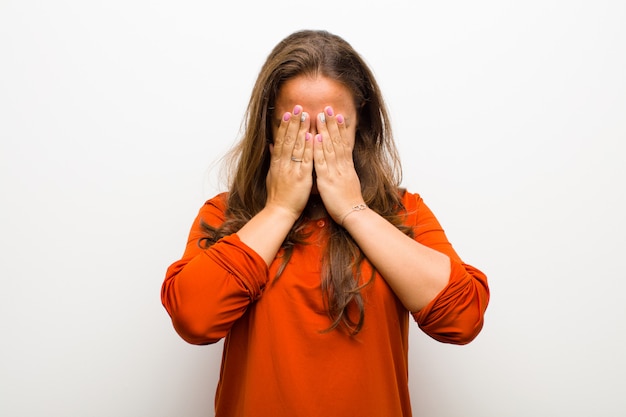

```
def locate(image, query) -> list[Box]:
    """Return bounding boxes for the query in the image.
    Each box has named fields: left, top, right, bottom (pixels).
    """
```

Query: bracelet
left=340, top=203, right=368, bottom=226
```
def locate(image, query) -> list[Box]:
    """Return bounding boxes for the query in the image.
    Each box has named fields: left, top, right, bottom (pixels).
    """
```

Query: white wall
left=1, top=1, right=625, bottom=416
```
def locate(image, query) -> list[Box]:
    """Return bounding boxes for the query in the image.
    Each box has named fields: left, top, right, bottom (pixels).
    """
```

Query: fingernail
left=305, top=132, right=312, bottom=141
left=325, top=106, right=334, bottom=117
left=316, top=134, right=322, bottom=142
left=319, top=113, right=326, bottom=123
left=293, top=105, right=302, bottom=116
left=301, top=112, right=307, bottom=122
left=336, top=114, right=344, bottom=124
left=283, top=112, right=291, bottom=122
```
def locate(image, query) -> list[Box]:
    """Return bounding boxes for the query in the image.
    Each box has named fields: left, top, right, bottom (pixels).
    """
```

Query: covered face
left=272, top=74, right=358, bottom=144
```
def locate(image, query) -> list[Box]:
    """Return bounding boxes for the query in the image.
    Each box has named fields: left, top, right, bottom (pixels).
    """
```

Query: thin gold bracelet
left=340, top=203, right=368, bottom=226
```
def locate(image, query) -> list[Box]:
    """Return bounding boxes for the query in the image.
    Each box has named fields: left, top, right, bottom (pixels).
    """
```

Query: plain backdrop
left=1, top=1, right=625, bottom=416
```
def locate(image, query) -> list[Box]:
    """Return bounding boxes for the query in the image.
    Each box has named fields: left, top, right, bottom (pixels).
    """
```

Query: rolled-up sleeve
left=413, top=261, right=489, bottom=344
left=404, top=192, right=490, bottom=344
left=161, top=196, right=268, bottom=345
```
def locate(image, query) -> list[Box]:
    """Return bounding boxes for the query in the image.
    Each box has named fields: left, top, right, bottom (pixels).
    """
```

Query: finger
left=302, top=131, right=314, bottom=166
left=324, top=106, right=344, bottom=151
left=313, top=130, right=327, bottom=176
left=273, top=111, right=292, bottom=161
left=334, top=112, right=352, bottom=163
left=292, top=111, right=310, bottom=162
left=282, top=105, right=304, bottom=162
left=317, top=108, right=334, bottom=156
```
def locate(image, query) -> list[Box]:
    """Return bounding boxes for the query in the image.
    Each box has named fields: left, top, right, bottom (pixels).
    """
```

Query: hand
left=266, top=105, right=314, bottom=220
left=313, top=106, right=365, bottom=224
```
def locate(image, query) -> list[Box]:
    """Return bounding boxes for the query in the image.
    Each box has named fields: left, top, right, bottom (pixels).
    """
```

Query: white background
left=1, top=1, right=625, bottom=416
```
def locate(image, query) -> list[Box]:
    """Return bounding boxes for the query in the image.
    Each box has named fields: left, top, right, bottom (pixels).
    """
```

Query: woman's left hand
left=313, top=107, right=453, bottom=313
left=313, top=106, right=365, bottom=225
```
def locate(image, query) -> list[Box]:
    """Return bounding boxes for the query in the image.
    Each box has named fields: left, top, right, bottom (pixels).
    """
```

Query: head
left=214, top=30, right=410, bottom=334
left=229, top=29, right=402, bottom=213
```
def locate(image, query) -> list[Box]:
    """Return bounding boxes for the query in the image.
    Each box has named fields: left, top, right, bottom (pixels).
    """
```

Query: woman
left=161, top=30, right=489, bottom=417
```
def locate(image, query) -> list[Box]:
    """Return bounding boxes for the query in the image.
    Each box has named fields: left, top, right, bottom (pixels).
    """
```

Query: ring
left=291, top=157, right=303, bottom=162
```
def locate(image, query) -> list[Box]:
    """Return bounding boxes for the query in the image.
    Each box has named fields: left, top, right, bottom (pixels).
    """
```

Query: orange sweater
left=161, top=191, right=489, bottom=417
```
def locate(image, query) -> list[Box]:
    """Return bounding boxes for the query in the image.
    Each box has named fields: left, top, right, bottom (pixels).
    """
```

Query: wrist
left=339, top=203, right=368, bottom=226
left=263, top=203, right=301, bottom=225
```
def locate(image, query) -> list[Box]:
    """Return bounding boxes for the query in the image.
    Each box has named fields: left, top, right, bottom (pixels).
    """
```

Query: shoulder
left=398, top=189, right=440, bottom=230
left=398, top=189, right=424, bottom=213
left=203, top=192, right=229, bottom=212
left=197, top=192, right=229, bottom=225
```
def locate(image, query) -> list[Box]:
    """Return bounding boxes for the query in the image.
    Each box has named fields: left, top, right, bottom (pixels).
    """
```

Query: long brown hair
left=200, top=30, right=412, bottom=334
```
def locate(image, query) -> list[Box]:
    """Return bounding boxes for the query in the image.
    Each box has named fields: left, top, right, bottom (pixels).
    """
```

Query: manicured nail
left=293, top=105, right=302, bottom=116
left=283, top=112, right=291, bottom=122
left=325, top=106, right=334, bottom=117
left=316, top=134, right=322, bottom=142
left=319, top=113, right=326, bottom=123
left=336, top=114, right=344, bottom=124
left=301, top=112, right=307, bottom=122
left=305, top=132, right=312, bottom=141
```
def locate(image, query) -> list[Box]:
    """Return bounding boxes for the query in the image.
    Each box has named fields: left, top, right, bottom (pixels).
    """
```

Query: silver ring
left=291, top=157, right=303, bottom=163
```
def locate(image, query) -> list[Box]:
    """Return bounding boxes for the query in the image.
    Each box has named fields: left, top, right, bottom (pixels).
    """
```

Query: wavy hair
left=200, top=30, right=413, bottom=334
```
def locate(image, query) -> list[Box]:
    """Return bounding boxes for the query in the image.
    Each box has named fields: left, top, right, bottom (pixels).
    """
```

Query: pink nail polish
left=283, top=112, right=291, bottom=122
left=305, top=132, right=312, bottom=141
left=336, top=114, right=344, bottom=124
left=316, top=134, right=322, bottom=142
left=293, top=105, right=302, bottom=116
left=325, top=106, right=334, bottom=117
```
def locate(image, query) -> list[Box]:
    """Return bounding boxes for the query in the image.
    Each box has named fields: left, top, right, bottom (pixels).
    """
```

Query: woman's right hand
left=236, top=105, right=313, bottom=265
left=265, top=105, right=314, bottom=221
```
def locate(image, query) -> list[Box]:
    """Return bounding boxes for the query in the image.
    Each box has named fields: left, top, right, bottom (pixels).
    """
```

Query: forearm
left=236, top=204, right=298, bottom=266
left=342, top=208, right=451, bottom=312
